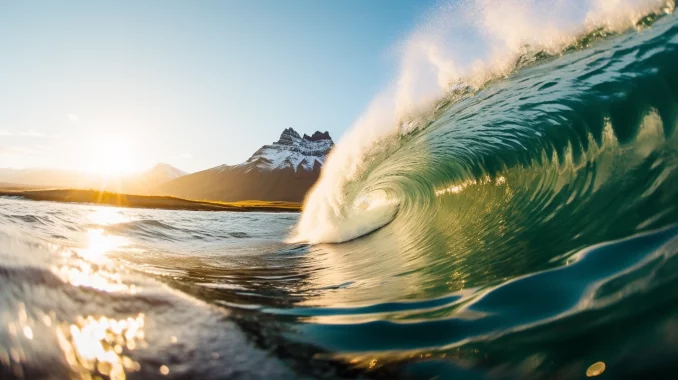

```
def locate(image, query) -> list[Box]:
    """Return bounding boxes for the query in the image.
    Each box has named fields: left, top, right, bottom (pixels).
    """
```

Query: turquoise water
left=288, top=10, right=678, bottom=377
left=3, top=6, right=678, bottom=380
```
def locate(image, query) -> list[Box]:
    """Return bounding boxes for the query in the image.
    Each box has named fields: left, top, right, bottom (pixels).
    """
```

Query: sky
left=0, top=0, right=435, bottom=173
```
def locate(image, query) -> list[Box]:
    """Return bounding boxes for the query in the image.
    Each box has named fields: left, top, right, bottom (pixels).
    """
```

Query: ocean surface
left=4, top=4, right=678, bottom=380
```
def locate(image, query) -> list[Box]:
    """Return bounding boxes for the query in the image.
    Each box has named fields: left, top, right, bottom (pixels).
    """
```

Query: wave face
left=296, top=0, right=678, bottom=244
left=282, top=1, right=678, bottom=376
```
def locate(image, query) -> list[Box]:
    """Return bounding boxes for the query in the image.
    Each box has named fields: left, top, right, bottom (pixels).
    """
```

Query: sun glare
left=86, top=139, right=140, bottom=176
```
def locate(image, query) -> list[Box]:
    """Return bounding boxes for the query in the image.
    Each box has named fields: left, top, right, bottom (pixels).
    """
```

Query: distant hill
left=157, top=128, right=333, bottom=202
left=109, top=163, right=188, bottom=194
left=0, top=163, right=187, bottom=194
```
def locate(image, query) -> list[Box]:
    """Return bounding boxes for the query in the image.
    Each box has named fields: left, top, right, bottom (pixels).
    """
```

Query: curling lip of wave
left=294, top=0, right=678, bottom=244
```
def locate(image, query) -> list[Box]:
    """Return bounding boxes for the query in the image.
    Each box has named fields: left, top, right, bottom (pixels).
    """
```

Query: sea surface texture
left=3, top=4, right=678, bottom=380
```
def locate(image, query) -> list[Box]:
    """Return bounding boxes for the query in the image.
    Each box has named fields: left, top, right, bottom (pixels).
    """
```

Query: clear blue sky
left=0, top=0, right=435, bottom=173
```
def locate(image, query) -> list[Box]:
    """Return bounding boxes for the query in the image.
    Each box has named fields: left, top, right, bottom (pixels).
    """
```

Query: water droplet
left=586, top=361, right=606, bottom=377
left=159, top=365, right=170, bottom=375
left=22, top=326, right=33, bottom=340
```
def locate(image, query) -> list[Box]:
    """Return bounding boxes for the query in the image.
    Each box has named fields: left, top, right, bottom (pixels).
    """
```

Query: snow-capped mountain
left=158, top=128, right=333, bottom=202
left=242, top=128, right=333, bottom=172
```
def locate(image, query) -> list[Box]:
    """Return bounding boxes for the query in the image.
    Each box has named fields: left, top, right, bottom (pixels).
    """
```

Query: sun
left=85, top=138, right=140, bottom=176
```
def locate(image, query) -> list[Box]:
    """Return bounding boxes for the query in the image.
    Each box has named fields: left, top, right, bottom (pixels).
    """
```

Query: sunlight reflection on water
left=56, top=314, right=145, bottom=380
left=87, top=207, right=129, bottom=226
left=78, top=229, right=129, bottom=261
left=46, top=213, right=149, bottom=378
left=50, top=227, right=133, bottom=293
left=51, top=261, right=133, bottom=294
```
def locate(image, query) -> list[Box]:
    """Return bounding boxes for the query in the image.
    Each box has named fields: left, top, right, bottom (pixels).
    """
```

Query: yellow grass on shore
left=0, top=187, right=301, bottom=212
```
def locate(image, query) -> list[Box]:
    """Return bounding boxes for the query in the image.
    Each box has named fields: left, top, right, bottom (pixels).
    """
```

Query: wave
left=99, top=219, right=243, bottom=242
left=295, top=0, right=678, bottom=243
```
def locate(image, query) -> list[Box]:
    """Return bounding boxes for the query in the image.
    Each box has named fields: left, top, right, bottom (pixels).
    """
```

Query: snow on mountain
left=220, top=128, right=334, bottom=172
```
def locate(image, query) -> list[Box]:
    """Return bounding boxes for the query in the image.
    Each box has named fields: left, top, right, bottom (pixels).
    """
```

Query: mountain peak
left=277, top=128, right=302, bottom=145
left=303, top=131, right=331, bottom=142
left=150, top=162, right=174, bottom=170
left=145, top=163, right=187, bottom=181
left=246, top=128, right=334, bottom=172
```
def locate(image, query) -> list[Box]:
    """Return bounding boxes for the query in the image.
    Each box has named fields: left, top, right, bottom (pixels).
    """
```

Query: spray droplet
left=159, top=365, right=170, bottom=375
left=586, top=361, right=605, bottom=377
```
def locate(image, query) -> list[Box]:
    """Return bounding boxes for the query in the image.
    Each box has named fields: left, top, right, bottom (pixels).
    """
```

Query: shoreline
left=0, top=188, right=301, bottom=213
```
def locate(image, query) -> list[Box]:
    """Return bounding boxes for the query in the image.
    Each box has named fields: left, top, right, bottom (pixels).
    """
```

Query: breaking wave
left=295, top=0, right=678, bottom=244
